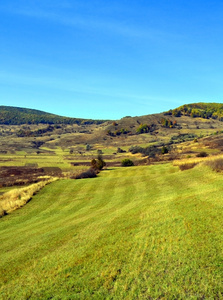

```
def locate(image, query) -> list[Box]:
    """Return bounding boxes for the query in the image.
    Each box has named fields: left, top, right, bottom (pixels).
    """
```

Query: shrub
left=117, top=147, right=126, bottom=153
left=136, top=124, right=150, bottom=134
left=136, top=123, right=156, bottom=134
left=170, top=134, right=197, bottom=144
left=161, top=118, right=177, bottom=128
left=91, top=154, right=106, bottom=171
left=91, top=159, right=98, bottom=169
left=129, top=145, right=158, bottom=158
left=172, top=110, right=181, bottom=117
left=97, top=156, right=106, bottom=170
left=122, top=159, right=134, bottom=167
left=196, top=151, right=208, bottom=157
left=86, top=144, right=91, bottom=151
left=129, top=145, right=143, bottom=154
left=179, top=162, right=197, bottom=171
left=74, top=168, right=97, bottom=179
left=32, top=140, right=44, bottom=148
left=161, top=146, right=168, bottom=154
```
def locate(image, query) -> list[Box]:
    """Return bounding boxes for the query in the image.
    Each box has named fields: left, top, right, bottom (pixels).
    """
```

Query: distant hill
left=2, top=102, right=223, bottom=127
left=2, top=102, right=223, bottom=154
left=165, top=102, right=223, bottom=120
left=0, top=106, right=107, bottom=125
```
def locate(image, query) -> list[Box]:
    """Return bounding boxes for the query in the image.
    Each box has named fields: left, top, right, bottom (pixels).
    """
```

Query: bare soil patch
left=0, top=166, right=62, bottom=188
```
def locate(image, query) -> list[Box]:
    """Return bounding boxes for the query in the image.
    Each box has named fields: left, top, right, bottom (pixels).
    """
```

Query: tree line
left=165, top=102, right=223, bottom=121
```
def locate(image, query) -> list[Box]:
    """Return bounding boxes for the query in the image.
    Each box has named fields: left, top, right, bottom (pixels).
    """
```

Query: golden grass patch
left=0, top=178, right=57, bottom=216
left=173, top=153, right=223, bottom=167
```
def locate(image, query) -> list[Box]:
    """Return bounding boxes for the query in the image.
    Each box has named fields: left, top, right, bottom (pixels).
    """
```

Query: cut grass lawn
left=0, top=164, right=222, bottom=299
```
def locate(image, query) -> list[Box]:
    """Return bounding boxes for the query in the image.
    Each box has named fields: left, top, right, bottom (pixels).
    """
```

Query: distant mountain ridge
left=1, top=102, right=223, bottom=126
left=0, top=106, right=107, bottom=125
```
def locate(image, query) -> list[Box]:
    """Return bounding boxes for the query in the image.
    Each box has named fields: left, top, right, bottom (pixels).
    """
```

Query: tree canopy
left=165, top=103, right=223, bottom=121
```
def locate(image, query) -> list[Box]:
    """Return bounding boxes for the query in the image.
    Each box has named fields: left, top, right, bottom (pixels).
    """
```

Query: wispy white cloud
left=0, top=70, right=182, bottom=109
left=0, top=2, right=181, bottom=41
left=11, top=8, right=147, bottom=38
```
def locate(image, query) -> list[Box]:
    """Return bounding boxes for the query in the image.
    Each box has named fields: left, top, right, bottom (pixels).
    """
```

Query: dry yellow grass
left=173, top=153, right=223, bottom=174
left=173, top=153, right=223, bottom=167
left=0, top=178, right=57, bottom=216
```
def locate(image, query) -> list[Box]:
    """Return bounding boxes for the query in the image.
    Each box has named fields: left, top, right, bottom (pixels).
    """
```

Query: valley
left=0, top=104, right=223, bottom=299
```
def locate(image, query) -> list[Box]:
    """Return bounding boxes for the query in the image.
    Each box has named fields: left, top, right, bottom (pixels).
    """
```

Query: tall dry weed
left=173, top=153, right=223, bottom=172
left=0, top=178, right=57, bottom=216
left=203, top=158, right=223, bottom=172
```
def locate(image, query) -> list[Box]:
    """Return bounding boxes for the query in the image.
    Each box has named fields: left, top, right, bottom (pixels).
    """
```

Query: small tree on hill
left=97, top=153, right=106, bottom=170
left=86, top=144, right=91, bottom=151
left=136, top=124, right=150, bottom=134
left=91, top=153, right=106, bottom=171
left=161, top=146, right=168, bottom=154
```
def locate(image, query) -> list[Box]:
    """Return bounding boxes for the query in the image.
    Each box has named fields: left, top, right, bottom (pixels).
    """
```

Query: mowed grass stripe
left=168, top=167, right=223, bottom=293
left=0, top=164, right=222, bottom=299
left=118, top=166, right=223, bottom=298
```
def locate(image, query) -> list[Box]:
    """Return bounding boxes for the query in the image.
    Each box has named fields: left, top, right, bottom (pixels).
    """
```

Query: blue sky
left=1, top=1, right=223, bottom=119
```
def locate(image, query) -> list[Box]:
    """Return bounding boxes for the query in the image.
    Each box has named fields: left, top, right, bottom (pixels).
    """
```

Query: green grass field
left=0, top=164, right=222, bottom=299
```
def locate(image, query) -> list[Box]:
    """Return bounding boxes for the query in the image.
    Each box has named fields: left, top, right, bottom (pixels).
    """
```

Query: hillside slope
left=0, top=106, right=107, bottom=125
left=166, top=102, right=223, bottom=120
left=1, top=103, right=223, bottom=158
left=0, top=164, right=222, bottom=299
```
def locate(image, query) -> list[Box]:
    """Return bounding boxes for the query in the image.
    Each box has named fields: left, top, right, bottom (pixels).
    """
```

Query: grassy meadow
left=0, top=145, right=131, bottom=170
left=0, top=163, right=222, bottom=299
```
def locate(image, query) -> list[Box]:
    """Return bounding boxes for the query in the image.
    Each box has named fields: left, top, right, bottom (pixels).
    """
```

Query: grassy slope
left=0, top=164, right=222, bottom=299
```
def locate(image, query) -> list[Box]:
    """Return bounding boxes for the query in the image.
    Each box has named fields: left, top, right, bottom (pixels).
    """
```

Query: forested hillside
left=165, top=102, right=223, bottom=120
left=0, top=106, right=106, bottom=125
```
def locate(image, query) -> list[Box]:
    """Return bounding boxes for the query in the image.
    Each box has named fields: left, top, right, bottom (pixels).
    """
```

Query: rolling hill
left=165, top=102, right=223, bottom=120
left=0, top=106, right=107, bottom=125
left=2, top=102, right=223, bottom=126
left=1, top=103, right=223, bottom=159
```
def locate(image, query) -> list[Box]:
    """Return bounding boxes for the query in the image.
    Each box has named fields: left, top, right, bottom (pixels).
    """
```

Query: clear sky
left=1, top=1, right=223, bottom=119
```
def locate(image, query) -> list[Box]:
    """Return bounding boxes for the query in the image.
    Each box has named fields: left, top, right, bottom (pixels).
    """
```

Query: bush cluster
left=117, top=147, right=126, bottom=153
left=136, top=123, right=157, bottom=134
left=72, top=154, right=106, bottom=180
left=107, top=128, right=129, bottom=136
left=74, top=168, right=97, bottom=179
left=178, top=162, right=197, bottom=171
left=129, top=145, right=159, bottom=158
left=170, top=134, right=197, bottom=144
left=121, top=159, right=134, bottom=167
left=91, top=154, right=106, bottom=171
left=161, top=146, right=168, bottom=154
left=196, top=151, right=208, bottom=157
left=161, top=118, right=177, bottom=128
